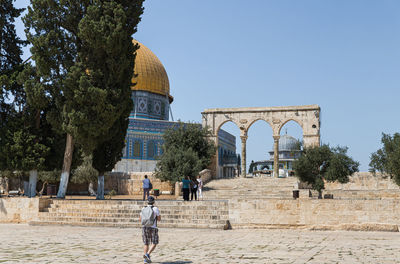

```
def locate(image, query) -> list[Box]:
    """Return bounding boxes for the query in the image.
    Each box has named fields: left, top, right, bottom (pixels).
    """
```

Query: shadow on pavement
left=159, top=261, right=193, bottom=264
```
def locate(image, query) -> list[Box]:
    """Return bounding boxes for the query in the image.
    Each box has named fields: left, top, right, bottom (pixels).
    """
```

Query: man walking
left=142, top=175, right=151, bottom=201
left=140, top=196, right=161, bottom=263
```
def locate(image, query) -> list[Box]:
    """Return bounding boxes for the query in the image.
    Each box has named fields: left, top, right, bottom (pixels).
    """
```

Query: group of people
left=142, top=174, right=204, bottom=202
left=181, top=175, right=203, bottom=201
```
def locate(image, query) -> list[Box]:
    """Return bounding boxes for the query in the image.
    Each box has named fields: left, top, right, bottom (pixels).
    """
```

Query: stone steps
left=40, top=212, right=227, bottom=220
left=30, top=199, right=229, bottom=229
left=29, top=221, right=223, bottom=229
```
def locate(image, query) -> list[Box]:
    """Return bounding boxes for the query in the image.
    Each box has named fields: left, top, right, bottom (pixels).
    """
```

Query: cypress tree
left=23, top=0, right=144, bottom=198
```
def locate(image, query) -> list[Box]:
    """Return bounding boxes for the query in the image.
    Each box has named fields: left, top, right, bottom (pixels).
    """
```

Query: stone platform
left=29, top=199, right=229, bottom=229
left=1, top=223, right=400, bottom=263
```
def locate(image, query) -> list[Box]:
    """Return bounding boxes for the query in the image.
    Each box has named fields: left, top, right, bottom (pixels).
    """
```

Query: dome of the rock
left=131, top=39, right=173, bottom=102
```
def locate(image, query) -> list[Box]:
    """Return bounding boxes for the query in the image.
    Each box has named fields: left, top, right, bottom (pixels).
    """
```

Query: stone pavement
left=0, top=224, right=399, bottom=264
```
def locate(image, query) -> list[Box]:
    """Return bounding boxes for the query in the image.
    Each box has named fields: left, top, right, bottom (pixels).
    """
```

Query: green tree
left=71, top=155, right=98, bottom=196
left=293, top=144, right=359, bottom=198
left=155, top=123, right=216, bottom=184
left=92, top=115, right=129, bottom=199
left=23, top=0, right=144, bottom=198
left=1, top=0, right=25, bottom=171
left=0, top=1, right=58, bottom=197
left=370, top=133, right=400, bottom=186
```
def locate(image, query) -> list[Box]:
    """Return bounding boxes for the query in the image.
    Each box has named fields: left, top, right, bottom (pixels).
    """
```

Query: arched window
left=147, top=141, right=155, bottom=158
left=129, top=139, right=133, bottom=157
left=133, top=141, right=141, bottom=157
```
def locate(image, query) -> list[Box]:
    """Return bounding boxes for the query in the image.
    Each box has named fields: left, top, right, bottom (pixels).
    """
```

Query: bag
left=141, top=206, right=156, bottom=227
left=149, top=182, right=153, bottom=190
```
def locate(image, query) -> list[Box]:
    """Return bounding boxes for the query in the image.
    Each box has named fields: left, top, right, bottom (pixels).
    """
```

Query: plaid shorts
left=142, top=227, right=159, bottom=245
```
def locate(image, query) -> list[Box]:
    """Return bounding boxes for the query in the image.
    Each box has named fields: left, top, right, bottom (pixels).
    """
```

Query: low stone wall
left=324, top=189, right=400, bottom=199
left=199, top=169, right=213, bottom=184
left=106, top=172, right=173, bottom=195
left=0, top=197, right=46, bottom=223
left=2, top=196, right=400, bottom=231
left=229, top=198, right=400, bottom=231
left=325, top=172, right=400, bottom=190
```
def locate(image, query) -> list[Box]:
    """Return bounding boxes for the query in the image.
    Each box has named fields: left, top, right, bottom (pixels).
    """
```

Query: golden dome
left=131, top=39, right=173, bottom=102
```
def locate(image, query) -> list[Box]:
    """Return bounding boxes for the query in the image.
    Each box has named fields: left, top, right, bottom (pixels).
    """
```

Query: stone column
left=240, top=134, right=248, bottom=177
left=273, top=135, right=280, bottom=177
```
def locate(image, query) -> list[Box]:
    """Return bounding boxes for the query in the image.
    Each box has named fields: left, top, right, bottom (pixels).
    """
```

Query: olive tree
left=294, top=144, right=359, bottom=198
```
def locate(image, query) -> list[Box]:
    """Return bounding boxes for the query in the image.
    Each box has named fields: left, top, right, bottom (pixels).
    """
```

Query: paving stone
left=1, top=224, right=399, bottom=263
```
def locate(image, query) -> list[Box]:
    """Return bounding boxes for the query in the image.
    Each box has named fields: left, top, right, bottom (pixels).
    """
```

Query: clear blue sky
left=14, top=0, right=400, bottom=171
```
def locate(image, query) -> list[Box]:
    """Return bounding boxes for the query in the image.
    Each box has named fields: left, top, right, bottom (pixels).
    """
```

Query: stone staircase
left=29, top=199, right=229, bottom=229
left=203, top=176, right=298, bottom=200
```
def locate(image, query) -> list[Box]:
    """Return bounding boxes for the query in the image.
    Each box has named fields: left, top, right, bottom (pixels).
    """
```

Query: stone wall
left=199, top=169, right=213, bottom=185
left=106, top=172, right=173, bottom=195
left=325, top=172, right=400, bottom=190
left=2, top=196, right=400, bottom=231
left=229, top=198, right=400, bottom=230
left=114, top=159, right=157, bottom=173
left=0, top=197, right=45, bottom=223
left=324, top=189, right=400, bottom=199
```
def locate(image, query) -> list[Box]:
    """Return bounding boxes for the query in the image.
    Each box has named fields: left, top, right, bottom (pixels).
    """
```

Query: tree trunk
left=28, top=170, right=38, bottom=198
left=38, top=181, right=48, bottom=197
left=88, top=182, right=96, bottom=196
left=96, top=174, right=104, bottom=200
left=57, top=133, right=74, bottom=198
left=0, top=177, right=9, bottom=195
left=23, top=181, right=29, bottom=196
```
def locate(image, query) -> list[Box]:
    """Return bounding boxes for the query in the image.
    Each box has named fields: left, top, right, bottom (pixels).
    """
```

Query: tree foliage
left=293, top=144, right=359, bottom=195
left=370, top=133, right=400, bottom=186
left=0, top=0, right=24, bottom=74
left=1, top=1, right=61, bottom=186
left=0, top=0, right=25, bottom=172
left=23, top=0, right=144, bottom=197
left=155, top=123, right=216, bottom=183
left=71, top=155, right=98, bottom=184
left=23, top=0, right=143, bottom=151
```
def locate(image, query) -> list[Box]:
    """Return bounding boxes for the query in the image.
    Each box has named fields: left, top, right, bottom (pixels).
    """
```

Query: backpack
left=141, top=206, right=156, bottom=227
left=149, top=182, right=153, bottom=190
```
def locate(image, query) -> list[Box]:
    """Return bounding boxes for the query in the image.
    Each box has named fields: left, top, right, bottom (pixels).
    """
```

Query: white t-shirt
left=140, top=205, right=160, bottom=228
left=197, top=178, right=203, bottom=189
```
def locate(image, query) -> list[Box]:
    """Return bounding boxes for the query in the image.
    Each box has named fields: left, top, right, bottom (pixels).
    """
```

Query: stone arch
left=278, top=119, right=304, bottom=135
left=216, top=119, right=241, bottom=138
left=215, top=119, right=241, bottom=178
left=246, top=118, right=273, bottom=133
left=202, top=105, right=320, bottom=178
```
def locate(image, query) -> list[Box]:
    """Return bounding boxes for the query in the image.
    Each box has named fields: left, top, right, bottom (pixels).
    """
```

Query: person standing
left=190, top=179, right=198, bottom=201
left=197, top=175, right=203, bottom=200
left=140, top=196, right=161, bottom=263
left=181, top=176, right=191, bottom=201
left=142, top=175, right=151, bottom=201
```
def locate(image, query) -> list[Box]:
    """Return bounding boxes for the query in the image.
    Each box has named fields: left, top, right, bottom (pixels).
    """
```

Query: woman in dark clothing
left=190, top=179, right=198, bottom=201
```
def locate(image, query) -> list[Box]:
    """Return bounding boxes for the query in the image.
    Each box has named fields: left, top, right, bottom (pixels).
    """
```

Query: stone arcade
left=202, top=105, right=321, bottom=178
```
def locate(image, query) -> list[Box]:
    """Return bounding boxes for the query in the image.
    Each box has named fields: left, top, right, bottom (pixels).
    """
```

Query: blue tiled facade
left=114, top=91, right=237, bottom=173
left=130, top=91, right=170, bottom=120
